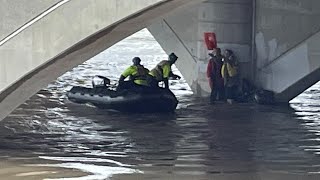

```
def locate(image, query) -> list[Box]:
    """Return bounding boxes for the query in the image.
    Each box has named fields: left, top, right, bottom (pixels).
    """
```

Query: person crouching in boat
left=117, top=57, right=150, bottom=91
left=148, top=53, right=181, bottom=89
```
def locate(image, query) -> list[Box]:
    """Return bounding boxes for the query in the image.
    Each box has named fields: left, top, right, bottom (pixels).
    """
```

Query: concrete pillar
left=255, top=0, right=320, bottom=101
left=255, top=0, right=320, bottom=69
left=149, top=0, right=253, bottom=96
left=198, top=0, right=253, bottom=77
left=148, top=1, right=201, bottom=93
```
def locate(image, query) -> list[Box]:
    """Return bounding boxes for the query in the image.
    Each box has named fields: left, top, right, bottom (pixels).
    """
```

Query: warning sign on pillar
left=204, top=32, right=217, bottom=50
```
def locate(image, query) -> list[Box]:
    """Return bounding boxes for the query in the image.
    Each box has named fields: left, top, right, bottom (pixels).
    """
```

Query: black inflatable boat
left=66, top=76, right=178, bottom=112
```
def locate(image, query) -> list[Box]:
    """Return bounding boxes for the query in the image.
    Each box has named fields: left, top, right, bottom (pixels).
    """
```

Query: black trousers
left=225, top=85, right=237, bottom=100
left=210, top=85, right=225, bottom=102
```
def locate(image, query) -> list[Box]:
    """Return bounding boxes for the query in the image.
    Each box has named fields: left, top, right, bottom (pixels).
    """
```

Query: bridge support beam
left=150, top=0, right=320, bottom=102
left=0, top=0, right=196, bottom=121
left=257, top=31, right=320, bottom=102
left=148, top=0, right=253, bottom=96
left=255, top=0, right=320, bottom=102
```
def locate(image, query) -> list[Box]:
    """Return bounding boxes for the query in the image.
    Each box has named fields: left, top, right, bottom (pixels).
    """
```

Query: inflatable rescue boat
left=66, top=76, right=178, bottom=112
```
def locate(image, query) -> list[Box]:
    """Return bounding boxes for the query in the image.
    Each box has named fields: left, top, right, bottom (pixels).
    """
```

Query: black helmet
left=132, top=57, right=141, bottom=65
left=169, top=53, right=178, bottom=63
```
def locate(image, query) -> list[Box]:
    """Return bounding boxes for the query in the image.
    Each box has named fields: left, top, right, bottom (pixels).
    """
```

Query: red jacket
left=206, top=58, right=224, bottom=89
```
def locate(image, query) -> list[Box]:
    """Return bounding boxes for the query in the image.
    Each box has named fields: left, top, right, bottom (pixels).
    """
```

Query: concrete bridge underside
left=149, top=0, right=320, bottom=101
left=1, top=0, right=320, bottom=121
left=0, top=0, right=200, bottom=121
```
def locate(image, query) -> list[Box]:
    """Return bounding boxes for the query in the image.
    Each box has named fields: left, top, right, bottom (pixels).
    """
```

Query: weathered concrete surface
left=149, top=19, right=199, bottom=93
left=199, top=0, right=252, bottom=62
left=0, top=0, right=197, bottom=121
left=149, top=0, right=253, bottom=96
left=0, top=0, right=60, bottom=40
left=258, top=30, right=320, bottom=102
left=150, top=0, right=319, bottom=101
left=255, top=0, right=320, bottom=101
left=148, top=3, right=200, bottom=94
left=198, top=0, right=253, bottom=94
left=255, top=0, right=320, bottom=68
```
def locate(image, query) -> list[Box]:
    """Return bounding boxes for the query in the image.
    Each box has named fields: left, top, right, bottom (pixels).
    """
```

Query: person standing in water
left=221, top=49, right=239, bottom=104
left=207, top=48, right=225, bottom=104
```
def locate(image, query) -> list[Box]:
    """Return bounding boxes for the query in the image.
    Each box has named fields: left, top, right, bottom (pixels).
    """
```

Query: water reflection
left=290, top=83, right=320, bottom=174
left=2, top=86, right=320, bottom=179
left=64, top=105, right=181, bottom=173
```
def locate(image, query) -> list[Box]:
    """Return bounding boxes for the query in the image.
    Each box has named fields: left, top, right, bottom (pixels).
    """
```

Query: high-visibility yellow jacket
left=221, top=62, right=238, bottom=78
left=122, top=65, right=149, bottom=86
left=149, top=60, right=171, bottom=81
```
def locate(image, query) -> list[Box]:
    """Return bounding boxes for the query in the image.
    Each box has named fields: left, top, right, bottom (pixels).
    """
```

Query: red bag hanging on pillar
left=204, top=32, right=217, bottom=50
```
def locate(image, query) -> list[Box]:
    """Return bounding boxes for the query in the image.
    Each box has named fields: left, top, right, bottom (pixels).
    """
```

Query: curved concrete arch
left=0, top=0, right=198, bottom=121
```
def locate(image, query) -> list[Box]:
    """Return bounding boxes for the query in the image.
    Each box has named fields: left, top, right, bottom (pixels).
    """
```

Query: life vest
left=149, top=60, right=171, bottom=81
left=131, top=65, right=149, bottom=80
left=221, top=62, right=238, bottom=78
left=122, top=65, right=149, bottom=86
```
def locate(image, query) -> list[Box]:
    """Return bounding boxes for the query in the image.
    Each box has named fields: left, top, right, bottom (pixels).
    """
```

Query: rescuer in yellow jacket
left=221, top=49, right=239, bottom=104
left=149, top=53, right=181, bottom=89
left=117, top=57, right=150, bottom=91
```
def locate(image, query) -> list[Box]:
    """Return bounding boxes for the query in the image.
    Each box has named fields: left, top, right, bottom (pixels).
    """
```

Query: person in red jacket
left=207, top=48, right=225, bottom=104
